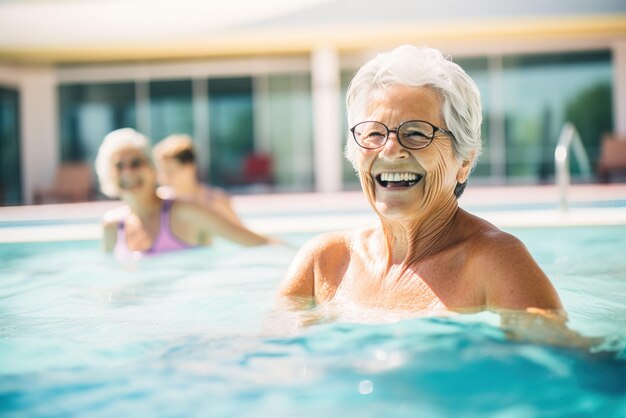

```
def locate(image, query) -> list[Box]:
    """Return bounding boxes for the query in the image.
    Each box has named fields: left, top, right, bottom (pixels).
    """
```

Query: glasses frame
left=350, top=119, right=455, bottom=150
left=114, top=157, right=147, bottom=172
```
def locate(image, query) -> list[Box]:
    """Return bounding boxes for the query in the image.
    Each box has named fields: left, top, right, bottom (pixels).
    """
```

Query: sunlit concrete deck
left=1, top=184, right=626, bottom=243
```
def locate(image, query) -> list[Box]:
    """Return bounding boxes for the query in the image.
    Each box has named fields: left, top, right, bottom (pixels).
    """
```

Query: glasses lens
left=398, top=121, right=434, bottom=149
left=353, top=121, right=387, bottom=148
left=130, top=158, right=145, bottom=169
left=114, top=157, right=145, bottom=171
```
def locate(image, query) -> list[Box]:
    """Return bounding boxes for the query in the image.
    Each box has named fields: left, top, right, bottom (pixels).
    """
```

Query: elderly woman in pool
left=279, top=46, right=563, bottom=314
left=95, top=128, right=271, bottom=259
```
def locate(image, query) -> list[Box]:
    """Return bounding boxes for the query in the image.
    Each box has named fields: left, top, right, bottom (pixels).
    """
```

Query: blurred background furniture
left=242, top=153, right=273, bottom=185
left=33, top=163, right=94, bottom=204
left=597, top=135, right=626, bottom=183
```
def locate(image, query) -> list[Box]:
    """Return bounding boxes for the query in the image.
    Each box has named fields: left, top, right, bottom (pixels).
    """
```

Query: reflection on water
left=0, top=227, right=625, bottom=417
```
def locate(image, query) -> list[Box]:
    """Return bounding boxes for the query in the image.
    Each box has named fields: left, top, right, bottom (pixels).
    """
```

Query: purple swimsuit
left=114, top=200, right=192, bottom=260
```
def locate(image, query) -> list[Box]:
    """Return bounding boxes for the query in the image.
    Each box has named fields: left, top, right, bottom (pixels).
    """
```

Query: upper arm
left=278, top=239, right=318, bottom=299
left=277, top=232, right=349, bottom=302
left=101, top=207, right=127, bottom=253
left=477, top=232, right=563, bottom=311
left=200, top=187, right=242, bottom=224
left=175, top=201, right=270, bottom=246
left=102, top=219, right=118, bottom=253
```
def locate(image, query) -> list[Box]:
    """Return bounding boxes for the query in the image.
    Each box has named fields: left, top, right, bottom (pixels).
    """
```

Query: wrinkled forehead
left=360, top=85, right=445, bottom=125
left=110, top=146, right=148, bottom=163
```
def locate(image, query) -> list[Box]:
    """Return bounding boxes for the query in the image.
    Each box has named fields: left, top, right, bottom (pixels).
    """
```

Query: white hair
left=94, top=128, right=153, bottom=198
left=345, top=45, right=482, bottom=167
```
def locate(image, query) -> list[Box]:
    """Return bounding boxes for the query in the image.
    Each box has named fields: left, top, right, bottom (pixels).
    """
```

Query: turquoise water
left=1, top=227, right=625, bottom=417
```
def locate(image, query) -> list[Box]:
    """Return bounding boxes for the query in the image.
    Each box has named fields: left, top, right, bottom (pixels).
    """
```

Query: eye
left=363, top=130, right=385, bottom=139
left=130, top=158, right=145, bottom=169
left=402, top=128, right=429, bottom=139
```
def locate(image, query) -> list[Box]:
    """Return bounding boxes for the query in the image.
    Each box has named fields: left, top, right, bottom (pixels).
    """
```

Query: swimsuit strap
left=161, top=199, right=174, bottom=222
left=113, top=218, right=135, bottom=260
left=113, top=200, right=191, bottom=260
left=148, top=200, right=190, bottom=254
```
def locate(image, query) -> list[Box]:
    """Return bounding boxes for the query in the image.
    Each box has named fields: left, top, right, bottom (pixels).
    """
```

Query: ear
left=456, top=151, right=476, bottom=183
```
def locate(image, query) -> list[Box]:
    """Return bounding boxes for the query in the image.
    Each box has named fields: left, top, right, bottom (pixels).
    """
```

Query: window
left=266, top=74, right=314, bottom=191
left=207, top=77, right=254, bottom=188
left=502, top=51, right=612, bottom=181
left=59, top=83, right=136, bottom=165
left=455, top=57, right=491, bottom=180
left=149, top=80, right=193, bottom=142
left=0, top=86, right=21, bottom=205
left=341, top=70, right=360, bottom=190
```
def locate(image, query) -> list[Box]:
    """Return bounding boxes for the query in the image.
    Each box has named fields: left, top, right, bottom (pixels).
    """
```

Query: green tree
left=564, top=82, right=613, bottom=171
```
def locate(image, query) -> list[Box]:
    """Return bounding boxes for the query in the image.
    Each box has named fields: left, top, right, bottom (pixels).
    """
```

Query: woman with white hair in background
left=95, top=128, right=271, bottom=260
left=278, top=45, right=565, bottom=320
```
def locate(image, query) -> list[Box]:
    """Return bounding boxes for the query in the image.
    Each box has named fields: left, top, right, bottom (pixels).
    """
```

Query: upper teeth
left=380, top=172, right=419, bottom=182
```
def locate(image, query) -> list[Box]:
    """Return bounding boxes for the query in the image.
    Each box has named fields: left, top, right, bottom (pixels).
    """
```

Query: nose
left=115, top=158, right=145, bottom=173
left=378, top=131, right=408, bottom=161
left=116, top=164, right=135, bottom=174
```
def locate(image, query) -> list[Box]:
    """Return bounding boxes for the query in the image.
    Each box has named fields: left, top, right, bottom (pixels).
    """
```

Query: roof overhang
left=1, top=0, right=625, bottom=65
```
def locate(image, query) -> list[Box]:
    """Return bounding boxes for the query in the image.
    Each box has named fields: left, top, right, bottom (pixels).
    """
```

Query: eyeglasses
left=350, top=120, right=455, bottom=150
left=114, top=157, right=146, bottom=171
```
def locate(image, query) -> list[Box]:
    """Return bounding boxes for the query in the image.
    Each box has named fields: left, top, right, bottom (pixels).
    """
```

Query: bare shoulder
left=168, top=199, right=212, bottom=231
left=457, top=210, right=530, bottom=258
left=170, top=199, right=216, bottom=223
left=287, top=230, right=352, bottom=275
left=304, top=229, right=352, bottom=255
left=201, top=185, right=231, bottom=203
left=169, top=198, right=197, bottom=215
left=207, top=185, right=230, bottom=197
left=469, top=223, right=528, bottom=258
left=463, top=215, right=562, bottom=310
left=171, top=198, right=234, bottom=227
left=278, top=230, right=352, bottom=300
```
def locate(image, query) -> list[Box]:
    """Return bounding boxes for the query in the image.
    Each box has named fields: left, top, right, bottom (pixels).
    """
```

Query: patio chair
left=242, top=153, right=273, bottom=185
left=597, top=135, right=626, bottom=183
left=34, top=163, right=94, bottom=204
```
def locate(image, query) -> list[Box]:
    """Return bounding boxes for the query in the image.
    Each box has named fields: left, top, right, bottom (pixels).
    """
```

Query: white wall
left=311, top=47, right=342, bottom=193
left=0, top=65, right=58, bottom=204
left=19, top=67, right=58, bottom=204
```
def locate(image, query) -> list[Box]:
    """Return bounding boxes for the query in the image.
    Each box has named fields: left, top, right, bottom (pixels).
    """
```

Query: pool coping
left=1, top=184, right=626, bottom=243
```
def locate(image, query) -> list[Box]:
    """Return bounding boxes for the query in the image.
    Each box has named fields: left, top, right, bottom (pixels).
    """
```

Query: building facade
left=0, top=1, right=625, bottom=205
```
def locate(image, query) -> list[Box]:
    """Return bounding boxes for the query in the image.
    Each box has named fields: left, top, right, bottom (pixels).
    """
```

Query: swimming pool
left=1, top=225, right=625, bottom=417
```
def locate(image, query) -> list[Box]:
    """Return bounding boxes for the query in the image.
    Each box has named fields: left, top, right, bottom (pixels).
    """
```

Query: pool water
left=1, top=227, right=625, bottom=418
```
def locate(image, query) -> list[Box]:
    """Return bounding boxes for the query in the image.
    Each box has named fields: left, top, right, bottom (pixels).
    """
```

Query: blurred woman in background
left=153, top=134, right=241, bottom=224
left=95, top=128, right=271, bottom=260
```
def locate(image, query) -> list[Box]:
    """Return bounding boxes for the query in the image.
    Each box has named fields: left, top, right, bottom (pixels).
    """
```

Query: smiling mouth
left=375, top=172, right=423, bottom=189
left=120, top=178, right=143, bottom=190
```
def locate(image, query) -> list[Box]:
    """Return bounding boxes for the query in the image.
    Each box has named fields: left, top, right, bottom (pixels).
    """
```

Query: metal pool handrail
left=554, top=122, right=592, bottom=212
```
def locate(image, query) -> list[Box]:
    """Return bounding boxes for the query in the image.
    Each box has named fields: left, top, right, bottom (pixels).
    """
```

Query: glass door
left=0, top=86, right=21, bottom=205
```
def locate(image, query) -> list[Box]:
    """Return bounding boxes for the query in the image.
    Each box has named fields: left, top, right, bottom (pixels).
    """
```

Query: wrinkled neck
left=380, top=197, right=459, bottom=266
left=359, top=169, right=459, bottom=267
left=126, top=192, right=161, bottom=219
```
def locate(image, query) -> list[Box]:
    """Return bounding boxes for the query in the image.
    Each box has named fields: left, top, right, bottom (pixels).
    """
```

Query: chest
left=122, top=217, right=161, bottom=251
left=326, top=250, right=482, bottom=310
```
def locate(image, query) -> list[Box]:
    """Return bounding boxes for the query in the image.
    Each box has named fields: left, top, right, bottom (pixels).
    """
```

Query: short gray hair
left=345, top=45, right=482, bottom=167
left=94, top=128, right=153, bottom=198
